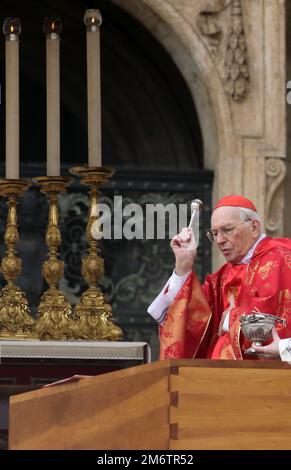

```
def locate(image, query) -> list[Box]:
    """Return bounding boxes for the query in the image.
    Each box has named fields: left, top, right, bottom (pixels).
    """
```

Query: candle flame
left=3, top=17, right=21, bottom=37
left=43, top=17, right=61, bottom=36
left=83, top=10, right=101, bottom=29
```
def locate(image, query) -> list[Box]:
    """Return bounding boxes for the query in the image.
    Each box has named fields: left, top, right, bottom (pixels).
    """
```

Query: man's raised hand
left=171, top=228, right=197, bottom=276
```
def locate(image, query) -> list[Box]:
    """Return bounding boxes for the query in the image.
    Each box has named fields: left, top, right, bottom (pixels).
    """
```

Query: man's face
left=210, top=207, right=261, bottom=264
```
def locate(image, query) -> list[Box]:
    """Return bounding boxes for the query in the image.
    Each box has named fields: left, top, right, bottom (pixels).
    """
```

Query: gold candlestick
left=0, top=180, right=35, bottom=339
left=33, top=177, right=74, bottom=340
left=69, top=166, right=123, bottom=341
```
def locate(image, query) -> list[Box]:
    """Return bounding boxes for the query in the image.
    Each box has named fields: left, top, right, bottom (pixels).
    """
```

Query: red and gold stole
left=159, top=272, right=212, bottom=359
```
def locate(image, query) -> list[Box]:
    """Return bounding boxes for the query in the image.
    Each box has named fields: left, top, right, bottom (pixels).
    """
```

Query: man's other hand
left=251, top=327, right=280, bottom=359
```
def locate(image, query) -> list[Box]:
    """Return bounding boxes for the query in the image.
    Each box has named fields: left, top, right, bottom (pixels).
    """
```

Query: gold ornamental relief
left=1, top=255, right=22, bottom=282
left=43, top=258, right=64, bottom=286
left=36, top=288, right=74, bottom=340
left=5, top=225, right=19, bottom=246
left=82, top=254, right=104, bottom=285
left=46, top=225, right=62, bottom=248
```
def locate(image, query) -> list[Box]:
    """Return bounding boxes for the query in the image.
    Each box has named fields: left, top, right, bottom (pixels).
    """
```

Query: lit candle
left=3, top=18, right=21, bottom=180
left=43, top=17, right=62, bottom=177
left=84, top=9, right=102, bottom=168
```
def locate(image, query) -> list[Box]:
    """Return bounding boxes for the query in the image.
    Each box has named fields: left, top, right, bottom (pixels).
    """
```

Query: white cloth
left=147, top=270, right=190, bottom=323
left=279, top=338, right=291, bottom=362
left=239, top=233, right=266, bottom=264
left=147, top=233, right=291, bottom=361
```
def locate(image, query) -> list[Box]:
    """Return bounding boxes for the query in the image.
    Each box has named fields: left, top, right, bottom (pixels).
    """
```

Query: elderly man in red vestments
left=148, top=195, right=291, bottom=361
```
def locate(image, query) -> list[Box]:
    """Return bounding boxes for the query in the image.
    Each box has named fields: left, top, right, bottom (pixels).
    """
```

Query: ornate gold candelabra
left=33, top=177, right=74, bottom=340
left=0, top=180, right=35, bottom=339
left=69, top=166, right=123, bottom=341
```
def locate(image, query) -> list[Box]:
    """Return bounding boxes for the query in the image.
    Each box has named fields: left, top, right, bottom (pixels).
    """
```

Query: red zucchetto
left=214, top=195, right=257, bottom=212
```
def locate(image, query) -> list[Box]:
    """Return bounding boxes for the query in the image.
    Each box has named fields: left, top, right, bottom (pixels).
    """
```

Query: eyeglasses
left=206, top=219, right=252, bottom=242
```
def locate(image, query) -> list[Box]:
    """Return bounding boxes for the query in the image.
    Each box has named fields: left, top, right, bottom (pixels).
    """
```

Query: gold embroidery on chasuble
left=276, top=247, right=291, bottom=269
left=247, top=261, right=259, bottom=285
left=279, top=289, right=291, bottom=302
left=258, top=261, right=279, bottom=280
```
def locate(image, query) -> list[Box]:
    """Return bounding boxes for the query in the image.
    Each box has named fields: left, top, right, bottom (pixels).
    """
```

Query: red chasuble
left=159, top=237, right=291, bottom=360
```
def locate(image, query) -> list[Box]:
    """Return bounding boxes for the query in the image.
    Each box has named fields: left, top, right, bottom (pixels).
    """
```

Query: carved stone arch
left=111, top=0, right=242, bottom=199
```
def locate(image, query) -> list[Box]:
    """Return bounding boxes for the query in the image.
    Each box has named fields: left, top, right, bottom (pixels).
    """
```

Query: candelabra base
left=73, top=287, right=123, bottom=341
left=33, top=176, right=74, bottom=341
left=36, top=287, right=74, bottom=340
left=0, top=179, right=35, bottom=340
left=0, top=285, right=36, bottom=339
left=69, top=165, right=123, bottom=341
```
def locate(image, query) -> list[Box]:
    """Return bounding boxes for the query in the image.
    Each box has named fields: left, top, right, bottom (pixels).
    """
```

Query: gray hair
left=238, top=207, right=263, bottom=234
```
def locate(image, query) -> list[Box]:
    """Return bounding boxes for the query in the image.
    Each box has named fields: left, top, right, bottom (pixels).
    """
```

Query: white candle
left=43, top=17, right=61, bottom=177
left=3, top=18, right=21, bottom=180
left=84, top=9, right=102, bottom=168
